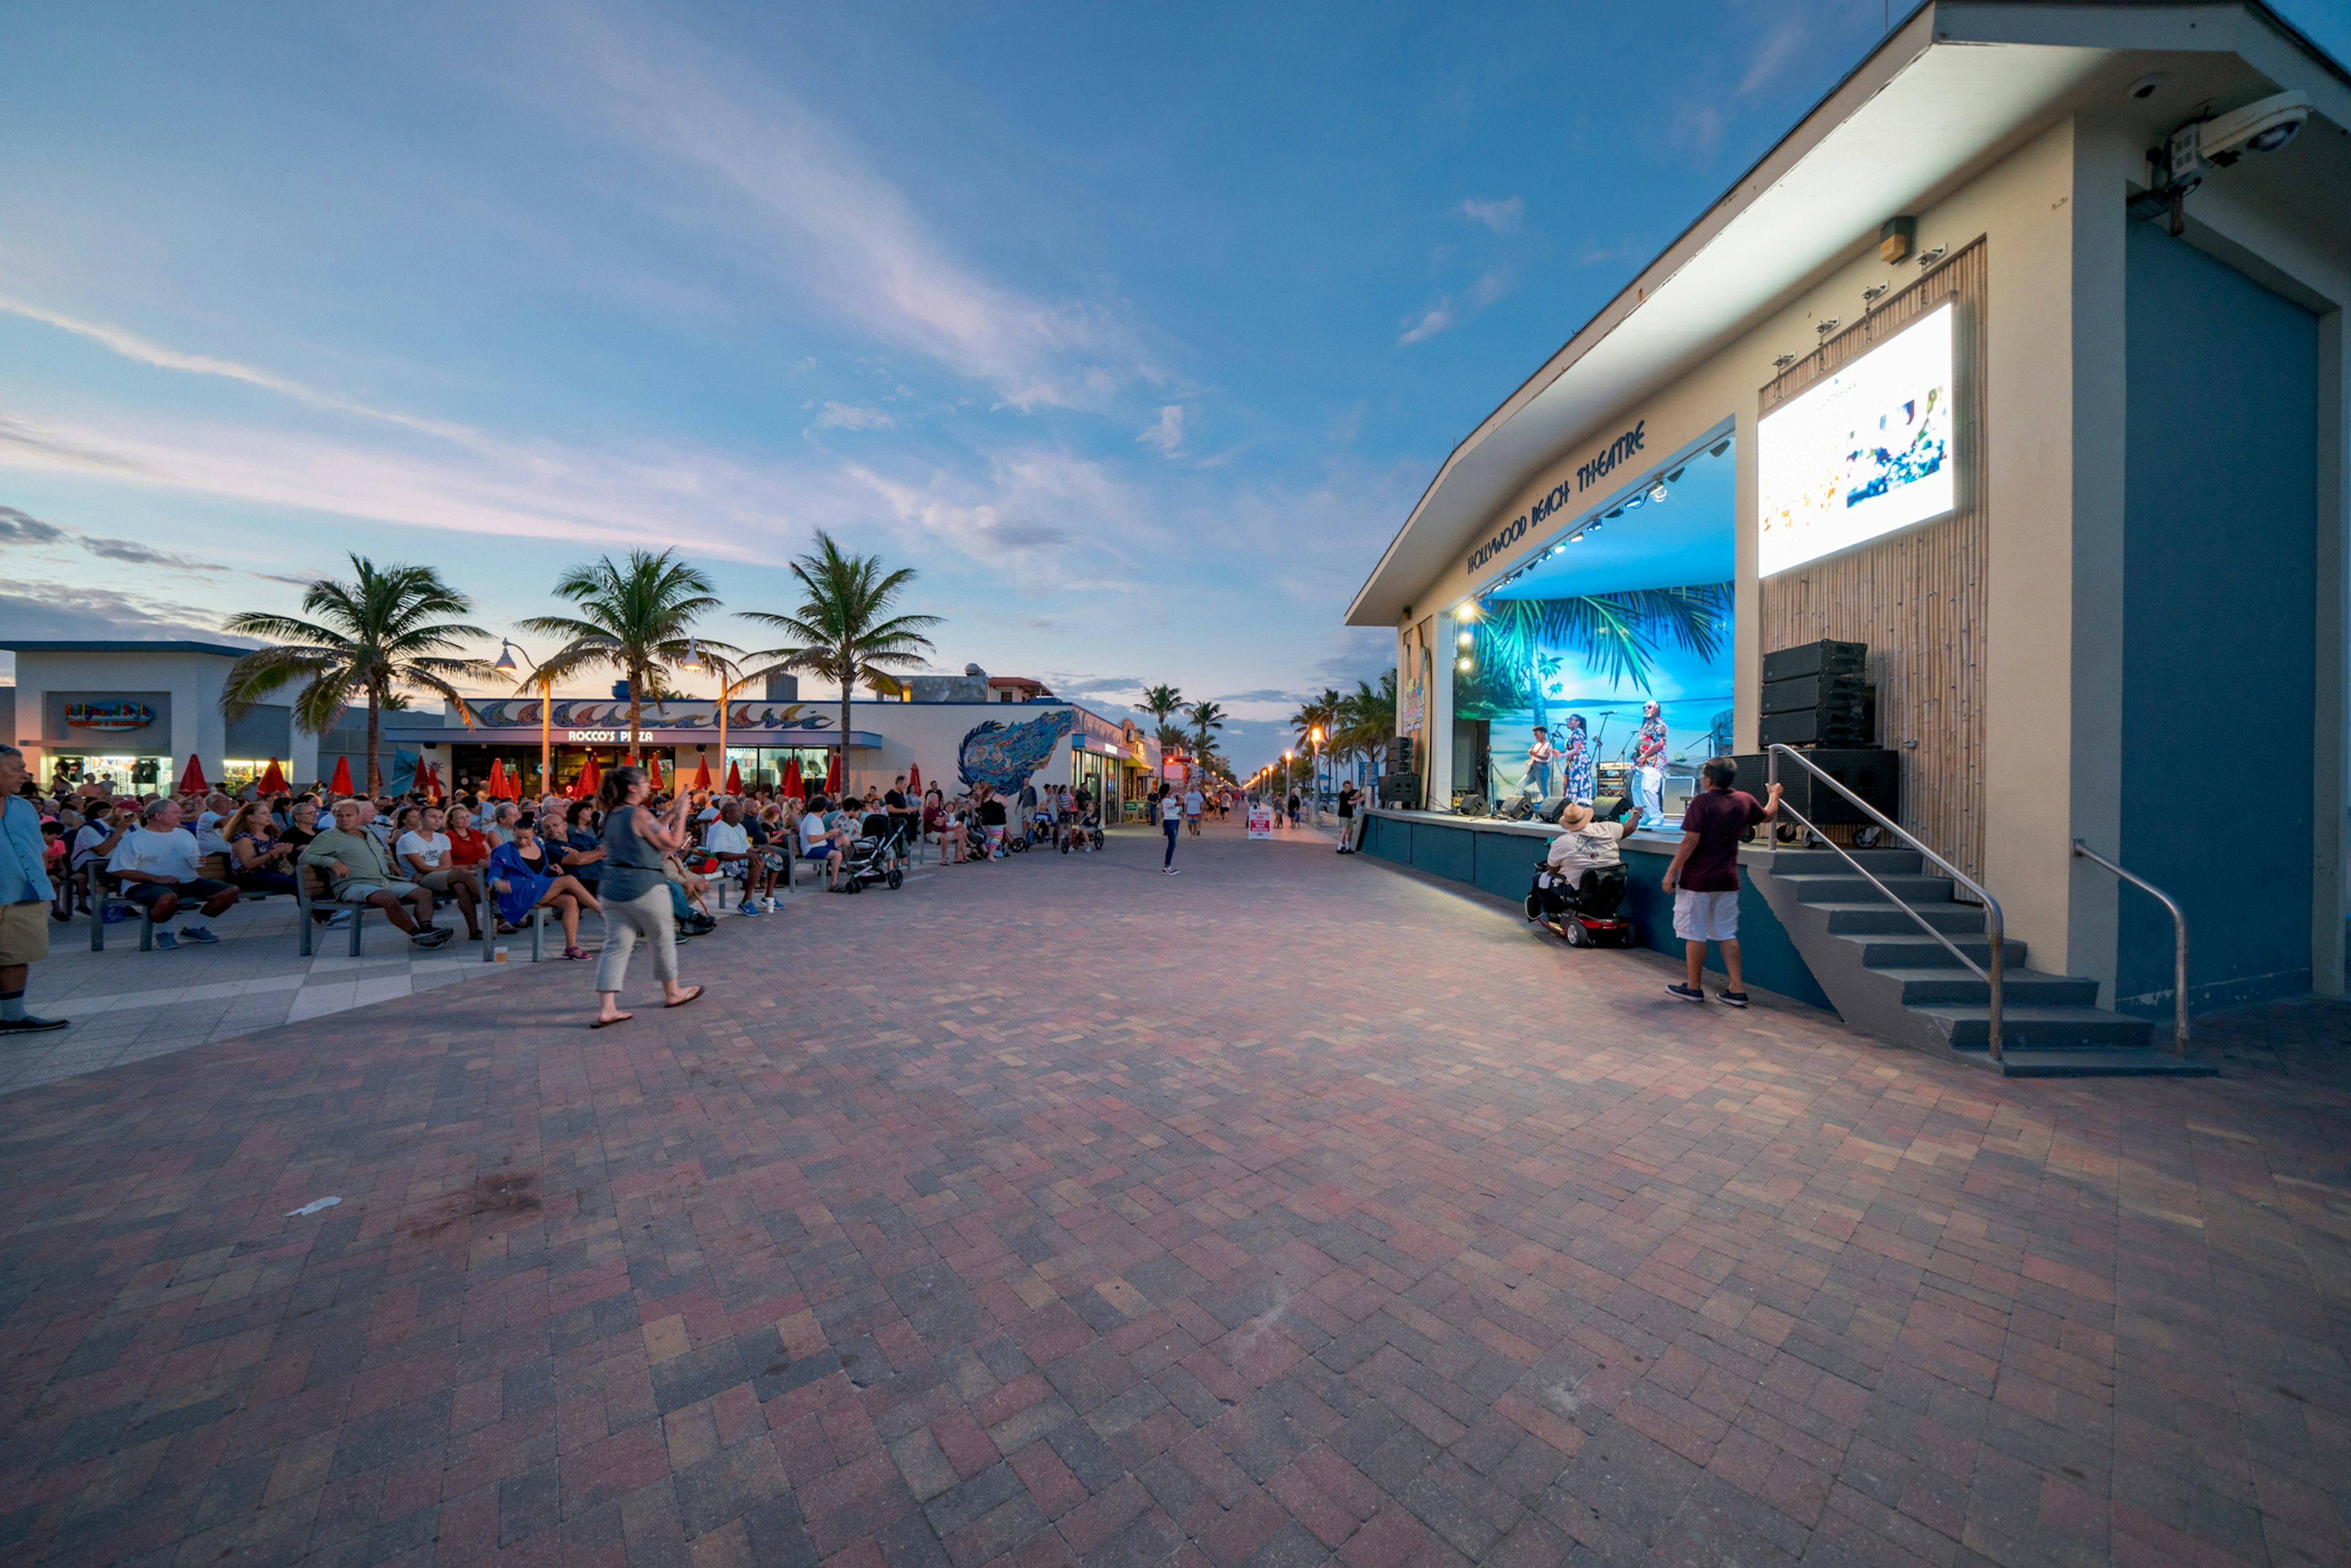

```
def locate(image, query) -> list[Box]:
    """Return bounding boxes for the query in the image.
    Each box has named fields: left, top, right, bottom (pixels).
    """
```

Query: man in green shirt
left=299, top=800, right=451, bottom=947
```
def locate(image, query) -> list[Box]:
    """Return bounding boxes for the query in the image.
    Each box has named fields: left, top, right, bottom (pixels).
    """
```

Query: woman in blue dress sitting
left=486, top=818, right=602, bottom=959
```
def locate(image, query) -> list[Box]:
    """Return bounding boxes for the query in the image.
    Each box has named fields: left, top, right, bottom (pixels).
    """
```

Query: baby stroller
left=841, top=814, right=906, bottom=893
left=1526, top=859, right=1635, bottom=948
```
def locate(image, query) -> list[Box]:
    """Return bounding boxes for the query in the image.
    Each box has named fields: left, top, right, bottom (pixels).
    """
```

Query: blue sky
left=5, top=1, right=2346, bottom=772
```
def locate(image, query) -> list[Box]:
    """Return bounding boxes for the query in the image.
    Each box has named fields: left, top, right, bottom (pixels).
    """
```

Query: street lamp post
left=1283, top=748, right=1294, bottom=823
left=495, top=639, right=551, bottom=795
left=1308, top=726, right=1324, bottom=827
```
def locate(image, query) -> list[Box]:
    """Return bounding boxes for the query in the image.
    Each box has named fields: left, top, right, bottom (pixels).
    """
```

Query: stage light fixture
left=1709, top=439, right=1731, bottom=457
left=1646, top=480, right=1668, bottom=504
left=1816, top=318, right=1840, bottom=337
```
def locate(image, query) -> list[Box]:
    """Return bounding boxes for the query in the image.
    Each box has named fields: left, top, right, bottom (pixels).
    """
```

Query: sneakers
left=177, top=926, right=219, bottom=945
left=154, top=931, right=179, bottom=950
left=411, top=927, right=454, bottom=948
left=326, top=911, right=352, bottom=928
left=0, top=1015, right=69, bottom=1033
left=1666, top=983, right=1706, bottom=1003
left=1162, top=866, right=1180, bottom=875
left=1715, top=990, right=1750, bottom=1008
left=738, top=901, right=763, bottom=917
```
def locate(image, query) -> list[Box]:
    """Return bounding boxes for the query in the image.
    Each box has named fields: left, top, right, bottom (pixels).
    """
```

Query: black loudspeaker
left=1378, top=773, right=1420, bottom=807
left=1762, top=639, right=1866, bottom=684
left=1760, top=672, right=1869, bottom=715
left=1386, top=735, right=1417, bottom=773
left=1733, top=749, right=1899, bottom=826
left=1759, top=700, right=1873, bottom=748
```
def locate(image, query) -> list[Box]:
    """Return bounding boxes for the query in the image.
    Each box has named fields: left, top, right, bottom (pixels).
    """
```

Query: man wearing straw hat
left=1545, top=798, right=1643, bottom=882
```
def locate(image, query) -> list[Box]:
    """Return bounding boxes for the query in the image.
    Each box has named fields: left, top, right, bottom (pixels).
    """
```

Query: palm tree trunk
left=629, top=672, right=643, bottom=767
left=366, top=683, right=382, bottom=795
left=838, top=653, right=853, bottom=795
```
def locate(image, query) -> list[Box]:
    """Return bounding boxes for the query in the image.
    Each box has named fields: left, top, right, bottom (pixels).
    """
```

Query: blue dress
left=486, top=841, right=554, bottom=927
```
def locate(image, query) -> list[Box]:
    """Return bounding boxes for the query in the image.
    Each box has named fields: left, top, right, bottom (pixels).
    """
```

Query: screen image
left=1454, top=582, right=1734, bottom=809
left=1758, top=302, right=1954, bottom=576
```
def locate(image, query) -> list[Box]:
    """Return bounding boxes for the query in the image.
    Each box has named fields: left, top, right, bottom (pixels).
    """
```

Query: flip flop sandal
left=664, top=986, right=705, bottom=1010
left=591, top=1013, right=632, bottom=1028
left=564, top=947, right=590, bottom=960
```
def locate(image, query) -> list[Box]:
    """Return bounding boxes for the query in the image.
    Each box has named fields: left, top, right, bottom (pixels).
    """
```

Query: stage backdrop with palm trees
left=1457, top=582, right=1734, bottom=797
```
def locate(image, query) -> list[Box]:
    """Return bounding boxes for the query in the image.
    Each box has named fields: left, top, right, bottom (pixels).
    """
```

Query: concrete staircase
left=1750, top=847, right=2212, bottom=1076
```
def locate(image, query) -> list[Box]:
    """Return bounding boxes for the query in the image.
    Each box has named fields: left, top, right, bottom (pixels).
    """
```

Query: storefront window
left=1452, top=432, right=1736, bottom=819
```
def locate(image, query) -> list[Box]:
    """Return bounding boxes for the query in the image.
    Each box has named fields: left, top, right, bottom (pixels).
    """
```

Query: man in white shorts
left=1658, top=757, right=1780, bottom=1007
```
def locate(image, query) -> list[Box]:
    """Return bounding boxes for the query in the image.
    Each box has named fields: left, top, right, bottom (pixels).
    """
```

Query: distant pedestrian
left=1287, top=790, right=1300, bottom=825
left=1183, top=784, right=1204, bottom=838
left=1659, top=756, right=1782, bottom=1008
left=592, top=765, right=703, bottom=1027
left=1158, top=785, right=1181, bottom=874
left=1336, top=782, right=1359, bottom=853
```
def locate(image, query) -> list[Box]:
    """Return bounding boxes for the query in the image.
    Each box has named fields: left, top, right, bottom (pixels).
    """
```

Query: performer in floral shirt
left=1632, top=700, right=1668, bottom=821
left=1562, top=716, right=1594, bottom=806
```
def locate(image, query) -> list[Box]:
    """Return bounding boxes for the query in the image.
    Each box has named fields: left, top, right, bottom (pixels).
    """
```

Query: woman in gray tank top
left=591, top=765, right=703, bottom=1025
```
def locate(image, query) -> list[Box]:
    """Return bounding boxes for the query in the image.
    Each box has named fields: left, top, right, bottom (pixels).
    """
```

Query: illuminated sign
left=64, top=701, right=154, bottom=731
left=565, top=729, right=620, bottom=742
left=1759, top=304, right=1954, bottom=576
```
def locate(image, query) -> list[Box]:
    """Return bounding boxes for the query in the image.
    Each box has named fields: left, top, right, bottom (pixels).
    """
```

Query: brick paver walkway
left=1, top=823, right=2345, bottom=1567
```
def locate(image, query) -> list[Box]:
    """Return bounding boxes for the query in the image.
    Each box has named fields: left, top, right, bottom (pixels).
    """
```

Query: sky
left=4, top=1, right=2347, bottom=773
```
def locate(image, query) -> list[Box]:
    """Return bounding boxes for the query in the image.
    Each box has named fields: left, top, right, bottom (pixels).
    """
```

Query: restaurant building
left=1346, top=1, right=2350, bottom=1070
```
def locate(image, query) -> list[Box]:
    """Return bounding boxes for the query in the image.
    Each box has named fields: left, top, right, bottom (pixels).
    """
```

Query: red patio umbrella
left=256, top=758, right=288, bottom=794
left=484, top=759, right=515, bottom=800
left=572, top=752, right=603, bottom=801
left=724, top=759, right=742, bottom=795
left=823, top=749, right=842, bottom=796
left=645, top=755, right=665, bottom=793
left=907, top=762, right=922, bottom=797
left=781, top=759, right=804, bottom=800
left=691, top=752, right=713, bottom=792
left=416, top=761, right=444, bottom=800
left=328, top=756, right=354, bottom=797
left=176, top=754, right=209, bottom=796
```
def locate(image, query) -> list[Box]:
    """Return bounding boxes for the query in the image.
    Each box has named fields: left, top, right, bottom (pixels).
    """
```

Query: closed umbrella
left=328, top=756, right=354, bottom=797
left=724, top=759, right=742, bottom=795
left=692, top=753, right=713, bottom=792
left=782, top=759, right=803, bottom=800
left=823, top=749, right=842, bottom=796
left=907, top=762, right=922, bottom=797
left=257, top=758, right=288, bottom=794
left=416, top=761, right=444, bottom=800
left=176, top=754, right=209, bottom=796
left=485, top=759, right=514, bottom=800
left=572, top=752, right=603, bottom=801
left=646, top=755, right=664, bottom=793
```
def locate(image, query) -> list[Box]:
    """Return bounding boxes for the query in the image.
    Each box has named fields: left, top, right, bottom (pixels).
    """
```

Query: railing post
left=1984, top=904, right=2003, bottom=1064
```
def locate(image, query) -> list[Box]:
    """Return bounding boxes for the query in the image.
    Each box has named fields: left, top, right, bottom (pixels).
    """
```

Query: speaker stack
left=1379, top=735, right=1419, bottom=808
left=1758, top=639, right=1873, bottom=748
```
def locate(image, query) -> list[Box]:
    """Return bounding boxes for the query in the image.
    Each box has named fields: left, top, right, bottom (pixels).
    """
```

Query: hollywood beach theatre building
left=1347, top=1, right=2351, bottom=1072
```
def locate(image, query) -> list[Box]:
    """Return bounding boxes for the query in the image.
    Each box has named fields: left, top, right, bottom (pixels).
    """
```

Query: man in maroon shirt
left=1659, top=756, right=1782, bottom=1007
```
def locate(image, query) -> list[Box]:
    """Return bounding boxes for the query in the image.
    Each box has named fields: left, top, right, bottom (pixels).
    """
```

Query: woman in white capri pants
left=591, top=765, right=703, bottom=1026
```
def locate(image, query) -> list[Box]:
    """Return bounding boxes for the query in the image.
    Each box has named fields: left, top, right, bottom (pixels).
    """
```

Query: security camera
left=2164, top=89, right=2312, bottom=190
left=2128, top=72, right=2164, bottom=101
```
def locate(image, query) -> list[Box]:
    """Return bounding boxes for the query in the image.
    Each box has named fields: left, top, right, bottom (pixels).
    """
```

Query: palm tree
left=518, top=550, right=734, bottom=764
left=1153, top=722, right=1190, bottom=767
left=1140, top=683, right=1185, bottom=733
left=741, top=531, right=940, bottom=792
left=1337, top=671, right=1398, bottom=786
left=1187, top=700, right=1226, bottom=784
left=221, top=554, right=493, bottom=795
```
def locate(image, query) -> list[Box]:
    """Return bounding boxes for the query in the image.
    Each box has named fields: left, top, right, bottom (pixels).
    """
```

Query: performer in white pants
left=1632, top=700, right=1668, bottom=822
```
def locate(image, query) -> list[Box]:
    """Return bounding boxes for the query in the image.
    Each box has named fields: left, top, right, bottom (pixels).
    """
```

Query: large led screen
left=1758, top=302, right=1954, bottom=576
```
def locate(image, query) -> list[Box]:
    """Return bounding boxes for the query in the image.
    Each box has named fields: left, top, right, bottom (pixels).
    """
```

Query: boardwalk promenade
left=0, top=822, right=2342, bottom=1566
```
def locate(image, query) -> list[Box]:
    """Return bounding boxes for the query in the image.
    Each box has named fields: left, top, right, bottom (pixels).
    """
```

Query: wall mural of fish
left=959, top=710, right=1074, bottom=793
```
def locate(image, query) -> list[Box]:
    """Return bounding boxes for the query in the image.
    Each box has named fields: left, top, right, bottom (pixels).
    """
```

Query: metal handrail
left=2072, top=839, right=2189, bottom=1056
left=1769, top=744, right=2007, bottom=1061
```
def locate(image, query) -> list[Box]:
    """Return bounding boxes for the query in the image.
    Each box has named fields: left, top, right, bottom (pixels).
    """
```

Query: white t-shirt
left=396, top=830, right=451, bottom=871
left=72, top=822, right=122, bottom=870
left=1547, top=821, right=1629, bottom=877
left=703, top=820, right=751, bottom=855
left=108, top=826, right=203, bottom=883
left=799, top=813, right=830, bottom=853
left=1183, top=790, right=1204, bottom=816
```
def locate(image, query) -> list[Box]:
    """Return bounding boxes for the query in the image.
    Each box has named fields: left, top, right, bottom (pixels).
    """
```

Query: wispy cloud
left=1460, top=195, right=1523, bottom=233
left=812, top=401, right=896, bottom=430
left=0, top=293, right=496, bottom=452
left=0, top=582, right=258, bottom=645
left=1398, top=303, right=1453, bottom=345
left=531, top=12, right=1146, bottom=409
left=0, top=503, right=67, bottom=544
left=1138, top=405, right=1185, bottom=455
left=1739, top=15, right=1809, bottom=96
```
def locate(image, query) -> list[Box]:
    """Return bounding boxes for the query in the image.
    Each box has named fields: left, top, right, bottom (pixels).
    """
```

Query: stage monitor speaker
left=1759, top=704, right=1872, bottom=748
left=1732, top=749, right=1899, bottom=826
left=1378, top=772, right=1420, bottom=807
left=1760, top=672, right=1870, bottom=716
left=1762, top=638, right=1867, bottom=685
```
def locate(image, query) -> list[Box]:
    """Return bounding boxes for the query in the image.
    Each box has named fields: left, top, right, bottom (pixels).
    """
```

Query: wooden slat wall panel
left=1759, top=238, right=1989, bottom=880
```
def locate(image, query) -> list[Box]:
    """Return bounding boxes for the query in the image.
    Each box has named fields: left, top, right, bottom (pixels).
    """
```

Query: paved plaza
left=0, top=821, right=2345, bottom=1568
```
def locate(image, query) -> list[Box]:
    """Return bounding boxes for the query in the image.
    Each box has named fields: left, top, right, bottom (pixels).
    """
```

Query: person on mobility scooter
left=1528, top=799, right=1644, bottom=947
